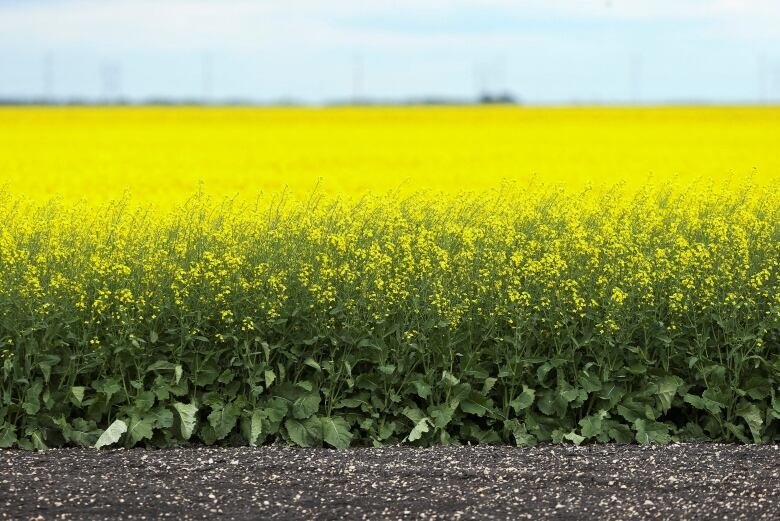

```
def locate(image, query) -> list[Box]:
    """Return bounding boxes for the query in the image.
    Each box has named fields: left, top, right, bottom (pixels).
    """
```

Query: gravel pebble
left=2, top=444, right=779, bottom=520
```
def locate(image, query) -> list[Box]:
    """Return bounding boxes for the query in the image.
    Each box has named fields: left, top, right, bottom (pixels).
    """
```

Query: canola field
left=1, top=106, right=779, bottom=450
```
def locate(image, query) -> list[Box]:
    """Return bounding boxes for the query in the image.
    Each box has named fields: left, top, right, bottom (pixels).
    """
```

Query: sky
left=0, top=0, right=779, bottom=104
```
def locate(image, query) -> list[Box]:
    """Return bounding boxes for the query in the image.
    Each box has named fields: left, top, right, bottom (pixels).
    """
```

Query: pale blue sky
left=1, top=0, right=779, bottom=104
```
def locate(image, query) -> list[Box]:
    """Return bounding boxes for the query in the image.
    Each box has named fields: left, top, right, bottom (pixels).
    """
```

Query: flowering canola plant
left=0, top=107, right=779, bottom=449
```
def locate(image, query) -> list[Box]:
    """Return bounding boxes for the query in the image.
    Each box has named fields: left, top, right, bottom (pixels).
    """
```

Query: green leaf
left=133, top=391, right=156, bottom=413
left=509, top=386, right=535, bottom=413
left=378, top=420, right=396, bottom=441
left=579, top=372, right=602, bottom=393
left=579, top=410, right=608, bottom=439
left=402, top=406, right=426, bottom=423
left=126, top=414, right=155, bottom=445
left=303, top=357, right=321, bottom=371
left=264, top=369, right=276, bottom=387
left=736, top=401, right=763, bottom=443
left=606, top=422, right=634, bottom=443
left=441, top=371, right=459, bottom=386
left=559, top=386, right=587, bottom=404
left=285, top=416, right=323, bottom=447
left=146, top=360, right=177, bottom=372
left=149, top=330, right=158, bottom=344
left=0, top=422, right=17, bottom=448
left=172, top=402, right=198, bottom=440
left=291, top=392, right=321, bottom=419
left=504, top=419, right=536, bottom=447
left=321, top=416, right=353, bottom=449
left=460, top=392, right=493, bottom=417
left=563, top=431, right=585, bottom=445
left=22, top=381, right=43, bottom=415
left=208, top=402, right=240, bottom=440
left=149, top=408, right=174, bottom=429
left=93, top=378, right=122, bottom=401
left=634, top=419, right=671, bottom=445
left=411, top=381, right=432, bottom=399
left=684, top=393, right=724, bottom=415
left=94, top=419, right=127, bottom=448
left=407, top=417, right=432, bottom=442
left=54, top=417, right=99, bottom=446
left=428, top=404, right=456, bottom=429
left=482, top=377, right=498, bottom=394
left=598, top=384, right=626, bottom=407
left=71, top=386, right=86, bottom=406
left=656, top=376, right=683, bottom=413
left=248, top=409, right=263, bottom=446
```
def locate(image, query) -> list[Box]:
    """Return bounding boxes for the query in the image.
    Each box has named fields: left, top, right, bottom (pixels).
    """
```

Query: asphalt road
left=3, top=444, right=780, bottom=520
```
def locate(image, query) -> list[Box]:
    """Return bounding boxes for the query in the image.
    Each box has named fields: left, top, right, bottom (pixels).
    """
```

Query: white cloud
left=1, top=0, right=778, bottom=54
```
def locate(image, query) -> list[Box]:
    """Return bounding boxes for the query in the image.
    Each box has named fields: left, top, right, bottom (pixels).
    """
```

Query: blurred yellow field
left=2, top=106, right=779, bottom=203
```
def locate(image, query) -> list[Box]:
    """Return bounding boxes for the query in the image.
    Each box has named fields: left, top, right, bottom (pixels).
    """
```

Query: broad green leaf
left=0, top=422, right=17, bottom=448
left=378, top=420, right=396, bottom=441
left=428, top=404, right=456, bottom=429
left=633, top=419, right=671, bottom=445
left=93, top=378, right=122, bottom=401
left=736, top=401, right=763, bottom=443
left=725, top=422, right=750, bottom=443
left=149, top=408, right=174, bottom=429
left=303, top=357, right=321, bottom=371
left=377, top=364, right=396, bottom=375
left=598, top=384, right=625, bottom=407
left=172, top=402, right=198, bottom=440
left=579, top=410, right=608, bottom=439
left=55, top=417, right=100, bottom=446
left=71, top=386, right=86, bottom=405
left=482, top=377, right=498, bottom=394
left=606, top=422, right=634, bottom=443
left=559, top=386, right=587, bottom=404
left=683, top=393, right=723, bottom=415
left=509, top=386, right=535, bottom=413
left=292, top=392, right=321, bottom=419
left=264, top=369, right=276, bottom=387
left=460, top=392, right=493, bottom=417
left=94, top=419, right=127, bottom=448
left=656, top=376, right=683, bottom=413
left=285, top=416, right=322, bottom=447
left=126, top=414, right=155, bottom=445
left=407, top=417, right=431, bottom=442
left=402, top=406, right=426, bottom=423
left=504, top=419, right=536, bottom=447
left=133, top=391, right=156, bottom=413
left=321, top=416, right=353, bottom=449
left=441, top=371, right=459, bottom=386
left=410, top=380, right=431, bottom=399
left=22, top=381, right=43, bottom=415
left=579, top=372, right=602, bottom=393
left=563, top=431, right=585, bottom=445
left=208, top=402, right=240, bottom=440
left=146, top=360, right=177, bottom=372
left=248, top=410, right=263, bottom=446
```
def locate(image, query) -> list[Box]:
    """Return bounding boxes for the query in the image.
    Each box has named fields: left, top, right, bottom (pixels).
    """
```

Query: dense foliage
left=1, top=183, right=779, bottom=449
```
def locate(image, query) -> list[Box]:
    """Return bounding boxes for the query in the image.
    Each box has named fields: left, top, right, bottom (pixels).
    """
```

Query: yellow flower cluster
left=1, top=106, right=779, bottom=205
left=0, top=180, right=777, bottom=357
